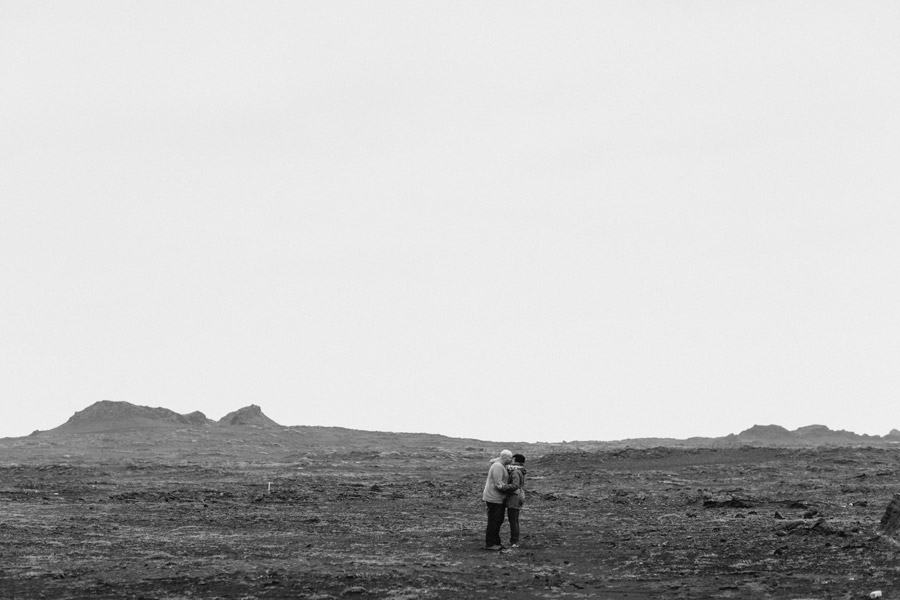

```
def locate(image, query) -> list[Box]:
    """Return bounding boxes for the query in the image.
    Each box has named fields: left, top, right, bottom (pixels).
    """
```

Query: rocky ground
left=2, top=433, right=900, bottom=599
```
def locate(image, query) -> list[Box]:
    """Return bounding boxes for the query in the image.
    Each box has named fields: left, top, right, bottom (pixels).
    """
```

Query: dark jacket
left=506, top=464, right=526, bottom=509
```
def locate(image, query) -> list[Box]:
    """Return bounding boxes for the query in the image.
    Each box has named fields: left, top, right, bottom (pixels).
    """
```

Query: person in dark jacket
left=505, top=454, right=526, bottom=547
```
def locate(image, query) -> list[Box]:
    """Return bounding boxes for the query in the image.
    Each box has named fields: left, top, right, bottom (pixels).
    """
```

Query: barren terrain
left=3, top=426, right=900, bottom=599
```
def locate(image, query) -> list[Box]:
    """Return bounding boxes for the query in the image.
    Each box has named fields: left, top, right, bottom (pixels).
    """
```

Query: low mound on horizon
left=217, top=405, right=280, bottom=427
left=44, top=400, right=279, bottom=435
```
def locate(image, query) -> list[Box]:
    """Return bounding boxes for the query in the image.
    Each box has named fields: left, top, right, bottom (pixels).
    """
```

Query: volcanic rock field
left=2, top=401, right=900, bottom=599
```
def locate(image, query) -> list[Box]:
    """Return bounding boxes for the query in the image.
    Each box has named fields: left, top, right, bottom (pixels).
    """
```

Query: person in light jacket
left=505, top=454, right=526, bottom=547
left=482, top=449, right=516, bottom=550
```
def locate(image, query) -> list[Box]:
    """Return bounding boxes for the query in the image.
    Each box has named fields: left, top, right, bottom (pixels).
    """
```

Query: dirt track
left=2, top=442, right=900, bottom=599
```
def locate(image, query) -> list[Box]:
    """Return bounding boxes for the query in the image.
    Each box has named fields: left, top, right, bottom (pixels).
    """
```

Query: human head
left=512, top=453, right=525, bottom=465
left=499, top=449, right=513, bottom=465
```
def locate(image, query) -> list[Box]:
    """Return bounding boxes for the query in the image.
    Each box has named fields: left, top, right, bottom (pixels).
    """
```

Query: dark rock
left=810, top=518, right=847, bottom=537
left=341, top=586, right=368, bottom=595
left=703, top=497, right=753, bottom=509
left=879, top=494, right=900, bottom=535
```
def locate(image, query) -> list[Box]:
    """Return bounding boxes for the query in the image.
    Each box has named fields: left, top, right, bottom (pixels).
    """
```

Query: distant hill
left=725, top=424, right=795, bottom=445
left=48, top=400, right=213, bottom=434
left=723, top=424, right=888, bottom=447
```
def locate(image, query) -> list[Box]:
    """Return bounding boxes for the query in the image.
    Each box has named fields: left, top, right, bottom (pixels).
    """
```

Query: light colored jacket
left=482, top=459, right=509, bottom=503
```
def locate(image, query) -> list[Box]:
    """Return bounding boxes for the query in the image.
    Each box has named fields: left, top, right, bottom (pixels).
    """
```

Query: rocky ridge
left=24, top=401, right=900, bottom=447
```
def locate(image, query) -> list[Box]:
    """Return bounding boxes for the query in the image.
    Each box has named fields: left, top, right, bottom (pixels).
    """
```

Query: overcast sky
left=2, top=1, right=899, bottom=442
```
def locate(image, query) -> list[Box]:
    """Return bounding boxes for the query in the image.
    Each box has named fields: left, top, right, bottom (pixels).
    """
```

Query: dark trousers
left=485, top=502, right=506, bottom=547
left=507, top=507, right=520, bottom=544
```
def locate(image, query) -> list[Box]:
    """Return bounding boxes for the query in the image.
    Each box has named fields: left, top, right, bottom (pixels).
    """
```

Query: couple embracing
left=482, top=449, right=527, bottom=551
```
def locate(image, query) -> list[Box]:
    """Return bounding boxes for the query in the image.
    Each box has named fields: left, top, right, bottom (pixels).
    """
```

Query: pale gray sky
left=2, top=1, right=899, bottom=441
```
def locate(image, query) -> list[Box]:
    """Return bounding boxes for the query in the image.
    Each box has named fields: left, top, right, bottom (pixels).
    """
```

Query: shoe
left=485, top=545, right=503, bottom=551
left=510, top=543, right=519, bottom=548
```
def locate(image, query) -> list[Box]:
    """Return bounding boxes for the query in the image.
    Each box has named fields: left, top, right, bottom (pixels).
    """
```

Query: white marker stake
left=267, top=482, right=272, bottom=494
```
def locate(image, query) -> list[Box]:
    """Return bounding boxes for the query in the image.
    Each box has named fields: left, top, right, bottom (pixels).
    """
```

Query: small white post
left=267, top=482, right=272, bottom=494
